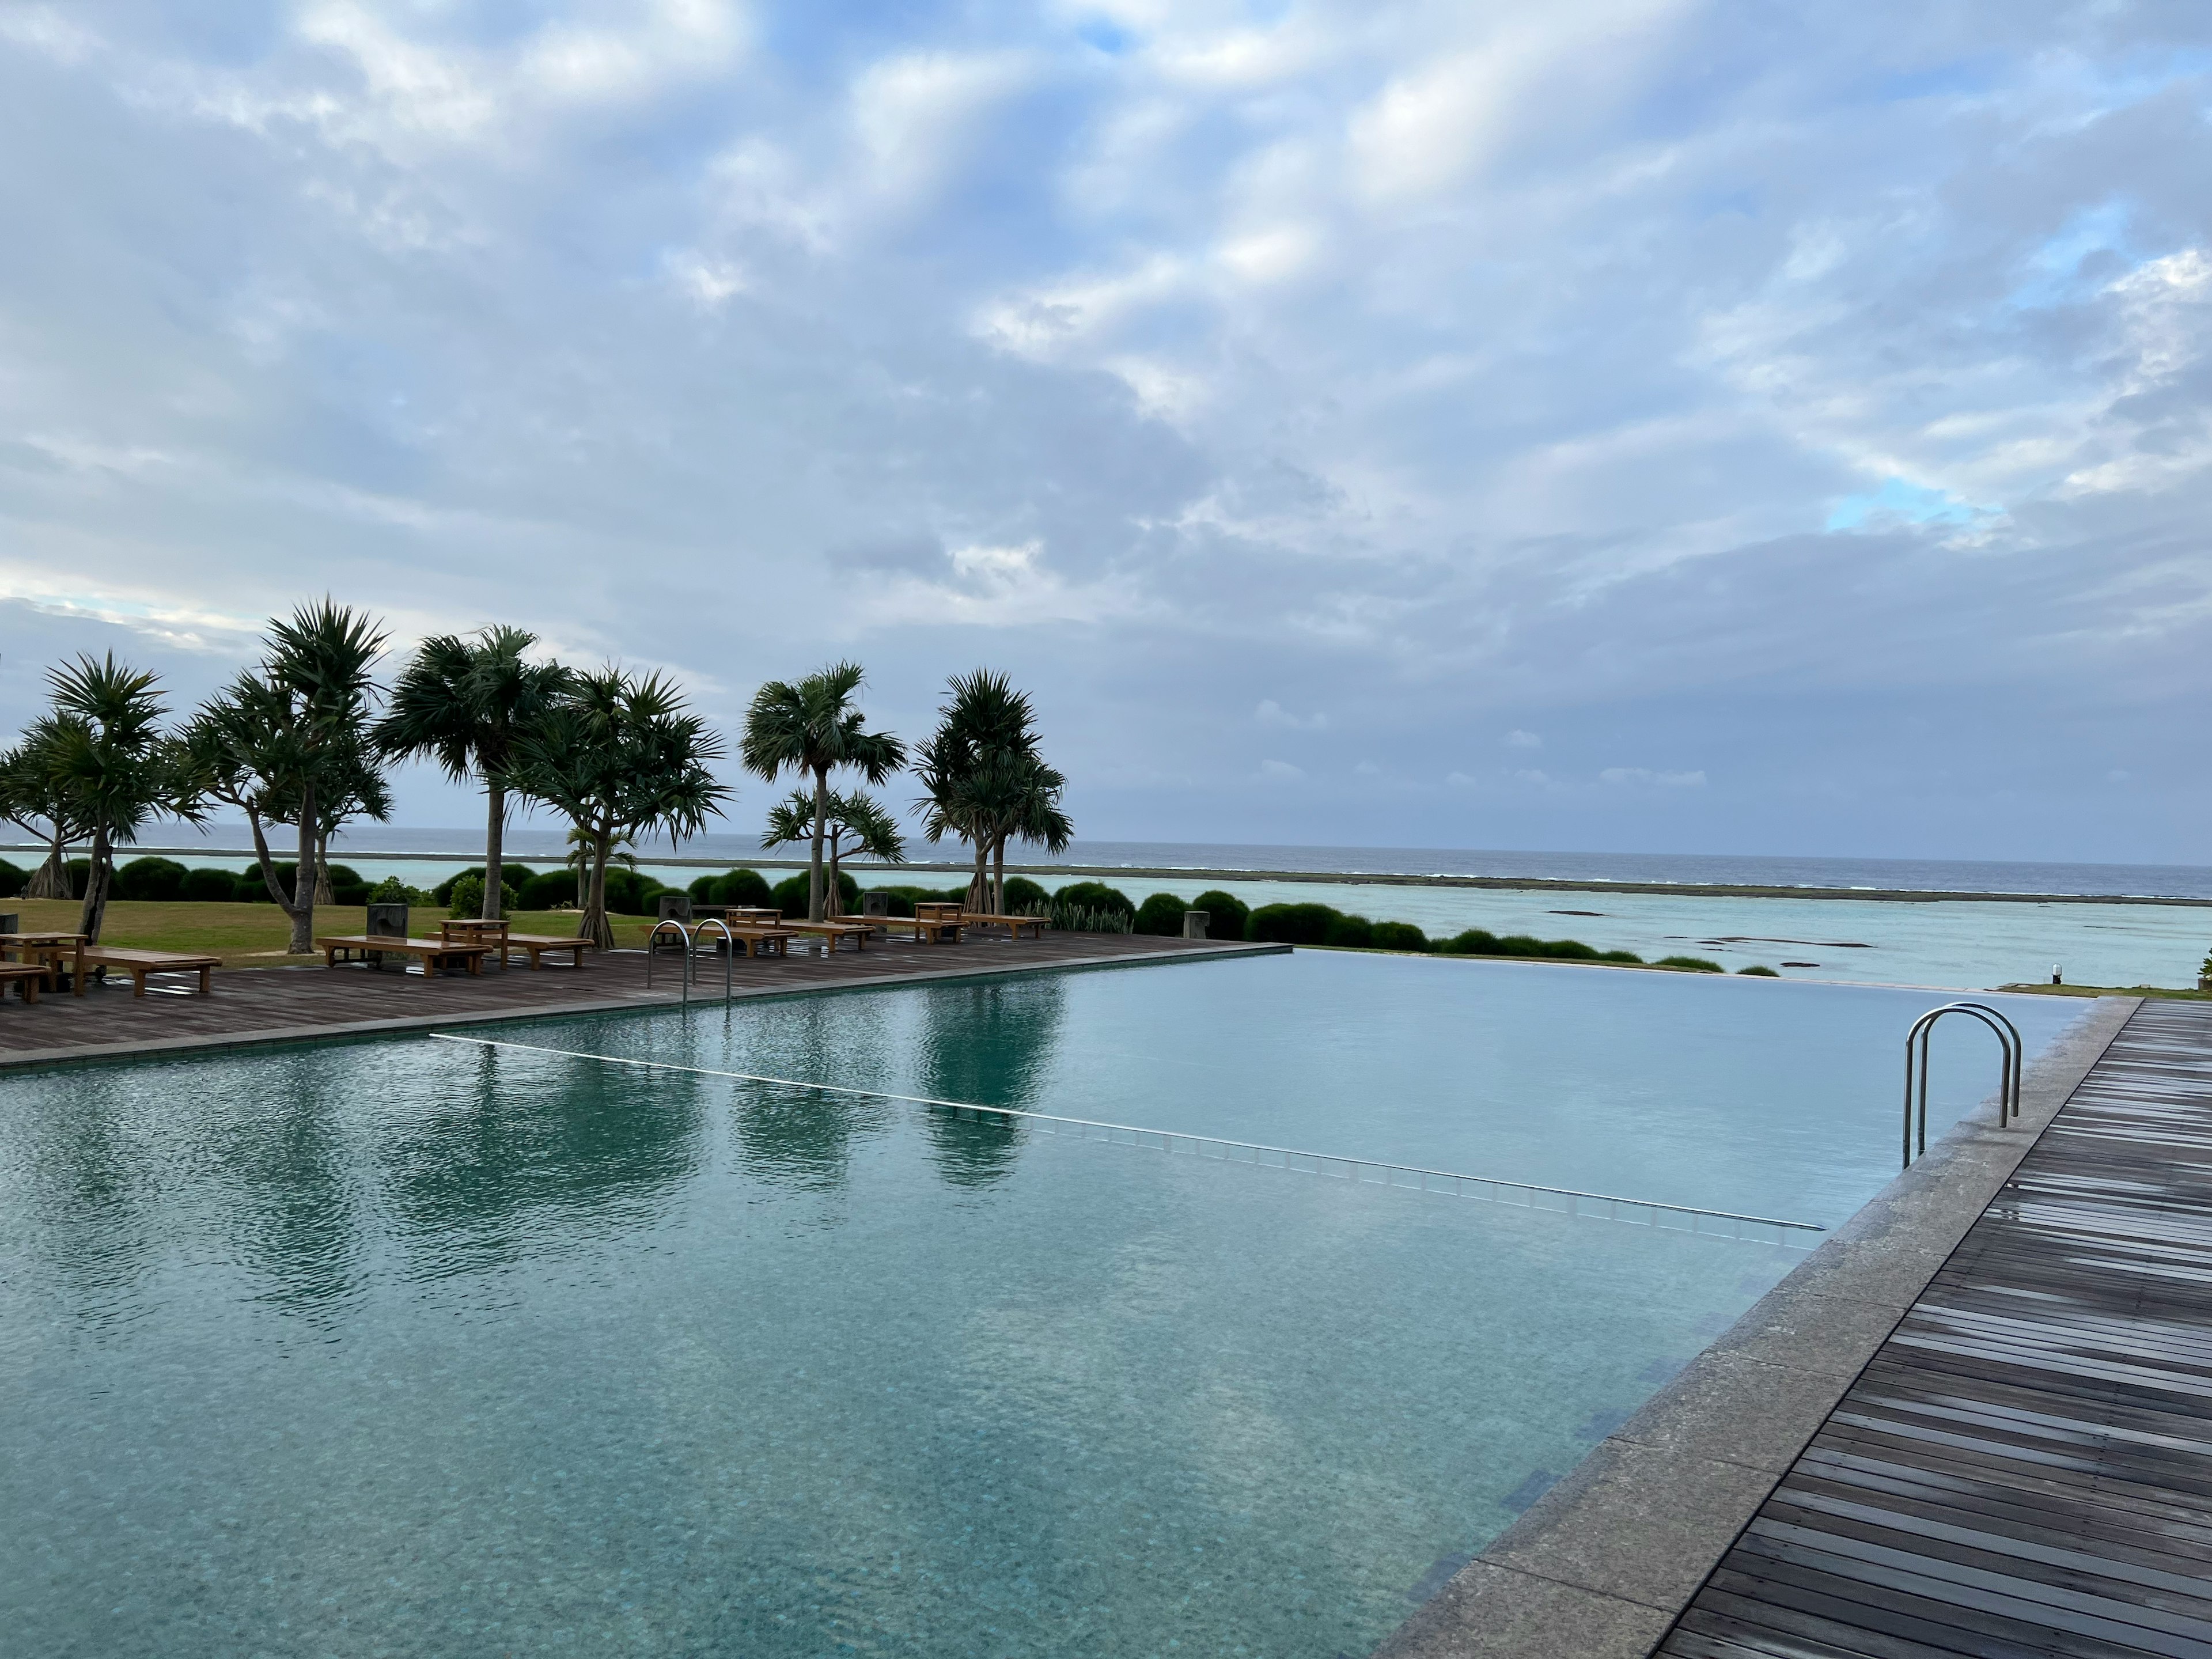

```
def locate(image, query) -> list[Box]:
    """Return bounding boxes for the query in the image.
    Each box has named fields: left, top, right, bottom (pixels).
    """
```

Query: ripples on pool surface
left=0, top=952, right=2086, bottom=1657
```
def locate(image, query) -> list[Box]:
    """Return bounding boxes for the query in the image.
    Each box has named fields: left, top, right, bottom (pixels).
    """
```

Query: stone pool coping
left=1369, top=992, right=2143, bottom=1659
left=0, top=940, right=1291, bottom=1075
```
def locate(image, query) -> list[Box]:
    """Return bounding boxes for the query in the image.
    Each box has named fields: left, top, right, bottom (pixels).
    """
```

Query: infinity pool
left=0, top=954, right=2085, bottom=1657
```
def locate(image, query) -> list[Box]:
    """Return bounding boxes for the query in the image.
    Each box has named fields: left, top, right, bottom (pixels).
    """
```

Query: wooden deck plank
left=0, top=932, right=1283, bottom=1070
left=1656, top=1000, right=2212, bottom=1658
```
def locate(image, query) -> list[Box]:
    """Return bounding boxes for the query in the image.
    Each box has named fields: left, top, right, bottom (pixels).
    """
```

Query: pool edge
left=1368, top=991, right=2143, bottom=1659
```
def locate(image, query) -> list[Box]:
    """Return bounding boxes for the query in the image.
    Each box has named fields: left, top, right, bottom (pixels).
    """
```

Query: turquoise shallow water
left=0, top=955, right=2086, bottom=1657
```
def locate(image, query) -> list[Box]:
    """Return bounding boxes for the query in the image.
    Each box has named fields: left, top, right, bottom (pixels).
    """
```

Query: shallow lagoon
left=0, top=955, right=2087, bottom=1656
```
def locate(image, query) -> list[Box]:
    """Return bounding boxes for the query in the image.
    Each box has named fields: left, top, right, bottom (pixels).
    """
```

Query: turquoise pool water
left=0, top=955, right=2086, bottom=1657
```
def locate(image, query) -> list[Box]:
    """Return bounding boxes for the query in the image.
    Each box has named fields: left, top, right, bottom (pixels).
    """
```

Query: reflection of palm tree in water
left=382, top=1044, right=707, bottom=1271
left=731, top=995, right=899, bottom=1193
left=916, top=979, right=1065, bottom=1188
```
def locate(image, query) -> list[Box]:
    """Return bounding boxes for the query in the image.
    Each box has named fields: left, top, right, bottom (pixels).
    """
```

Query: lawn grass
left=1, top=900, right=666, bottom=968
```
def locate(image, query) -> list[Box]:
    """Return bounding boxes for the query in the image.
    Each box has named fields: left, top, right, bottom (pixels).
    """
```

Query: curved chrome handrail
left=1903, top=1002, right=2023, bottom=1167
left=646, top=918, right=693, bottom=1003
left=691, top=918, right=736, bottom=1001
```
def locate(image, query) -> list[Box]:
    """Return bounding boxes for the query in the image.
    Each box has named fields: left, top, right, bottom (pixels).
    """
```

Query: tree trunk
left=573, top=830, right=589, bottom=911
left=286, top=778, right=316, bottom=953
left=825, top=830, right=843, bottom=918
left=314, top=830, right=335, bottom=905
left=968, top=842, right=987, bottom=914
left=991, top=837, right=1006, bottom=915
left=809, top=768, right=828, bottom=923
left=78, top=828, right=112, bottom=944
left=483, top=782, right=506, bottom=921
left=28, top=832, right=70, bottom=899
left=583, top=828, right=615, bottom=950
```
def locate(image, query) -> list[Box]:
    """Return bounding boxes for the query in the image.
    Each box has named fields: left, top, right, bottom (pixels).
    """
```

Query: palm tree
left=0, top=716, right=95, bottom=899
left=42, top=654, right=196, bottom=941
left=740, top=662, right=906, bottom=923
left=510, top=668, right=729, bottom=948
left=182, top=602, right=388, bottom=953
left=376, top=628, right=572, bottom=919
left=762, top=788, right=905, bottom=916
left=912, top=671, right=1071, bottom=913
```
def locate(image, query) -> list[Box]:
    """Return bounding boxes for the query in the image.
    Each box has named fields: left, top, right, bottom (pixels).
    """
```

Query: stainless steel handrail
left=646, top=918, right=693, bottom=1003
left=691, top=918, right=736, bottom=1001
left=1903, top=1002, right=2023, bottom=1167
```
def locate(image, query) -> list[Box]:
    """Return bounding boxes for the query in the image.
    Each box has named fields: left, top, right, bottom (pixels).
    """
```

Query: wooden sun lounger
left=317, top=935, right=490, bottom=977
left=81, top=947, right=220, bottom=997
left=779, top=920, right=874, bottom=952
left=0, top=961, right=46, bottom=1003
left=881, top=915, right=965, bottom=944
left=503, top=933, right=593, bottom=969
left=955, top=913, right=1051, bottom=939
left=695, top=923, right=801, bottom=959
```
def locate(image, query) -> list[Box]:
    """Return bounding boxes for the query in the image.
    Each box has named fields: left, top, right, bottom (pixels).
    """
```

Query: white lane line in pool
left=428, top=1032, right=1825, bottom=1245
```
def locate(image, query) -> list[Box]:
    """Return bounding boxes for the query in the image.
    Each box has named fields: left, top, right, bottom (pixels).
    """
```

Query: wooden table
left=0, top=932, right=87, bottom=996
left=440, top=917, right=512, bottom=970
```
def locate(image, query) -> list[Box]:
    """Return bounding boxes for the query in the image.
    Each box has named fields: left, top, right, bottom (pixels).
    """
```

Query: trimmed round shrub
left=1051, top=880, right=1134, bottom=917
left=712, top=869, right=774, bottom=908
left=1441, top=928, right=1498, bottom=955
left=1133, top=892, right=1187, bottom=936
left=1598, top=949, right=1643, bottom=964
left=325, top=863, right=372, bottom=906
left=771, top=870, right=862, bottom=916
left=1247, top=902, right=1341, bottom=946
left=1324, top=912, right=1374, bottom=949
left=1737, top=964, right=1780, bottom=976
left=602, top=868, right=671, bottom=915
left=113, top=856, right=190, bottom=902
left=0, top=855, right=22, bottom=897
left=65, top=858, right=89, bottom=899
left=1656, top=955, right=1725, bottom=972
left=1370, top=920, right=1429, bottom=952
left=445, top=872, right=520, bottom=919
left=1190, top=889, right=1249, bottom=942
left=1002, top=876, right=1049, bottom=914
left=521, top=870, right=579, bottom=910
left=182, top=866, right=242, bottom=902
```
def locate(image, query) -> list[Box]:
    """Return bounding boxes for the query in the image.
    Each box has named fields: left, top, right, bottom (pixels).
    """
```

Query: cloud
left=1256, top=698, right=1327, bottom=730
left=1257, top=759, right=1304, bottom=781
left=2, top=2, right=2211, bottom=857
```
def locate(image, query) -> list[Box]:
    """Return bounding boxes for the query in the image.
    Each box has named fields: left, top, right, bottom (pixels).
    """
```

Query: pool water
left=0, top=954, right=2088, bottom=1657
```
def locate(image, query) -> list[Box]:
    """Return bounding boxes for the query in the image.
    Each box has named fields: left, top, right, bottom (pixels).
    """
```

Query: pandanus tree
left=510, top=668, right=729, bottom=948
left=762, top=788, right=904, bottom=916
left=40, top=654, right=197, bottom=941
left=912, top=671, right=1071, bottom=913
left=182, top=602, right=388, bottom=953
left=0, top=715, right=96, bottom=898
left=376, top=627, right=572, bottom=919
left=740, top=662, right=905, bottom=923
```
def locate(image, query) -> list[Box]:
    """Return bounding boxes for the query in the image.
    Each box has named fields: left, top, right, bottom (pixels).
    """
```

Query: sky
left=1, top=1, right=2210, bottom=863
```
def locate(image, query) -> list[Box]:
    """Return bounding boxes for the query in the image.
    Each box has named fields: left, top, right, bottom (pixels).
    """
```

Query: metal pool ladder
left=1902, top=1002, right=2022, bottom=1168
left=645, top=918, right=737, bottom=1005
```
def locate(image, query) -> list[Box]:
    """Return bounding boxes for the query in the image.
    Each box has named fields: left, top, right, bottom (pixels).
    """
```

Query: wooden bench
left=81, top=947, right=220, bottom=997
left=0, top=961, right=46, bottom=1003
left=956, top=913, right=1051, bottom=939
left=779, top=919, right=875, bottom=952
left=317, top=935, right=490, bottom=977
left=505, top=933, right=593, bottom=969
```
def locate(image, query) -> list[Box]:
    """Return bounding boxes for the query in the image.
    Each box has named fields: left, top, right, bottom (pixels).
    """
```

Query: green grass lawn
left=3, top=899, right=665, bottom=967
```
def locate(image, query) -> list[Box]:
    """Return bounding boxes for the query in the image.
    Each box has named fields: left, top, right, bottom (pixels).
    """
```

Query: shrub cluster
left=100, top=856, right=376, bottom=905
left=772, top=870, right=863, bottom=917
left=688, top=868, right=775, bottom=908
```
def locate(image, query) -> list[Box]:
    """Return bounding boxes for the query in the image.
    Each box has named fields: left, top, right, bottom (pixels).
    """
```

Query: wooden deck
left=1658, top=997, right=2212, bottom=1657
left=0, top=931, right=1280, bottom=1070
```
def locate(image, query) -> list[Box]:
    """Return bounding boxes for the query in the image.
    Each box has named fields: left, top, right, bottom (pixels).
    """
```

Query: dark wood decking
left=0, top=932, right=1278, bottom=1070
left=1659, top=997, right=2212, bottom=1657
